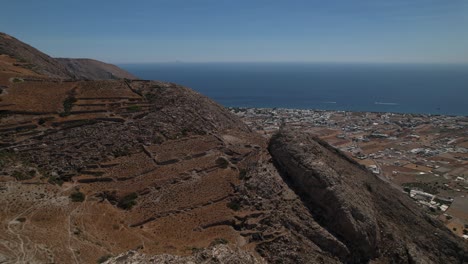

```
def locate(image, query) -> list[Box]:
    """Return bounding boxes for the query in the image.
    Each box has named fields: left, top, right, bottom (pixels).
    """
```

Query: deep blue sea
left=119, top=63, right=468, bottom=116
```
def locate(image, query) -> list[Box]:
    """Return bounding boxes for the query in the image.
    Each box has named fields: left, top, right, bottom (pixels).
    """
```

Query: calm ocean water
left=119, top=63, right=468, bottom=116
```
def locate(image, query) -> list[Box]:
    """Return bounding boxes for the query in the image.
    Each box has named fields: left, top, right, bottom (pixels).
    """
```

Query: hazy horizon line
left=114, top=60, right=468, bottom=66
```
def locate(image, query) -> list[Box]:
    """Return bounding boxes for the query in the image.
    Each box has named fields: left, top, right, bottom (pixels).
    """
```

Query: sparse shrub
left=97, top=254, right=112, bottom=263
left=60, top=96, right=77, bottom=116
left=239, top=168, right=247, bottom=180
left=12, top=170, right=33, bottom=181
left=37, top=116, right=54, bottom=125
left=227, top=200, right=241, bottom=211
left=11, top=77, right=24, bottom=83
left=216, top=157, right=229, bottom=169
left=0, top=150, right=14, bottom=167
left=152, top=134, right=165, bottom=144
left=126, top=105, right=141, bottom=112
left=144, top=93, right=157, bottom=103
left=38, top=118, right=46, bottom=125
left=48, top=175, right=64, bottom=186
left=189, top=247, right=203, bottom=254
left=70, top=191, right=85, bottom=202
left=112, top=146, right=130, bottom=157
left=117, top=192, right=138, bottom=210
left=210, top=238, right=228, bottom=247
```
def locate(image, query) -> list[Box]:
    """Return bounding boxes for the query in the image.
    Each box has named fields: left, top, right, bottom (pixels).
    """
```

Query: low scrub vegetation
left=227, top=200, right=241, bottom=211
left=12, top=170, right=35, bottom=181
left=216, top=157, right=229, bottom=169
left=70, top=191, right=85, bottom=202
left=97, top=254, right=112, bottom=264
left=126, top=105, right=141, bottom=112
left=118, top=192, right=138, bottom=210
left=60, top=96, right=77, bottom=116
left=210, top=238, right=228, bottom=247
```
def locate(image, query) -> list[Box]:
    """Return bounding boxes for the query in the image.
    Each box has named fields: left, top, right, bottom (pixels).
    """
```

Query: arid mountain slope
left=0, top=32, right=71, bottom=78
left=268, top=129, right=467, bottom=263
left=0, top=58, right=268, bottom=263
left=0, top=32, right=135, bottom=80
left=56, top=58, right=136, bottom=80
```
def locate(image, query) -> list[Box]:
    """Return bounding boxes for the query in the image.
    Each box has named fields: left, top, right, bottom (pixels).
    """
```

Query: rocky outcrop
left=268, top=128, right=467, bottom=263
left=103, top=245, right=263, bottom=264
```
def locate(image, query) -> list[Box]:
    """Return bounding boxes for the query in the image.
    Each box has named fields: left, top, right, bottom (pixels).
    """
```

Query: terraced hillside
left=0, top=58, right=269, bottom=262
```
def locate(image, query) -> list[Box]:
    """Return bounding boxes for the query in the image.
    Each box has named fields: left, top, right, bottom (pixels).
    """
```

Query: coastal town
left=229, top=107, right=468, bottom=238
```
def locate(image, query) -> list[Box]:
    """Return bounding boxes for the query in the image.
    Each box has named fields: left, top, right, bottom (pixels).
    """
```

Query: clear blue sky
left=1, top=0, right=468, bottom=63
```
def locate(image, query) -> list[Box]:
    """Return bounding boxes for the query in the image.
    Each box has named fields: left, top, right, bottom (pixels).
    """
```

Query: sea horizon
left=119, top=62, right=468, bottom=117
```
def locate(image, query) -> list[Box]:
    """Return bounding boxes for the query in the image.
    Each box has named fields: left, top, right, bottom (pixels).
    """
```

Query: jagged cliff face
left=268, top=129, right=467, bottom=263
left=0, top=34, right=466, bottom=264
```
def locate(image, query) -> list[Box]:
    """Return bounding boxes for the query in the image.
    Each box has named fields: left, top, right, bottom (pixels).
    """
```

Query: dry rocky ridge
left=56, top=58, right=136, bottom=80
left=268, top=129, right=467, bottom=263
left=0, top=32, right=135, bottom=80
left=0, top=33, right=466, bottom=264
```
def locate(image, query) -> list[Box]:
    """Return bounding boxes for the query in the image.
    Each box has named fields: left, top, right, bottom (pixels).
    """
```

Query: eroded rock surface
left=103, top=245, right=263, bottom=264
left=268, top=128, right=467, bottom=263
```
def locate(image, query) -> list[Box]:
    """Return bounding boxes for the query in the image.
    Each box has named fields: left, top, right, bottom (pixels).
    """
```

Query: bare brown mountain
left=0, top=34, right=466, bottom=264
left=0, top=32, right=135, bottom=80
left=0, top=32, right=71, bottom=78
left=56, top=58, right=136, bottom=80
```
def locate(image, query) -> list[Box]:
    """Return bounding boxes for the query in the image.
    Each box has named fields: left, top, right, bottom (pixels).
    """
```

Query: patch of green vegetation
left=209, top=238, right=228, bottom=247
left=11, top=77, right=24, bottom=83
left=70, top=191, right=85, bottom=202
left=188, top=247, right=203, bottom=254
left=60, top=96, right=77, bottom=117
left=401, top=182, right=439, bottom=195
left=144, top=93, right=157, bottom=103
left=37, top=116, right=54, bottom=126
left=215, top=157, right=229, bottom=169
left=0, top=150, right=15, bottom=167
left=117, top=192, right=138, bottom=210
left=181, top=128, right=189, bottom=136
left=126, top=105, right=141, bottom=112
left=152, top=134, right=165, bottom=144
left=12, top=170, right=34, bottom=181
left=227, top=200, right=241, bottom=211
left=97, top=254, right=112, bottom=264
left=239, top=168, right=248, bottom=180
left=48, top=175, right=64, bottom=186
